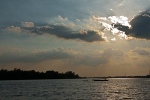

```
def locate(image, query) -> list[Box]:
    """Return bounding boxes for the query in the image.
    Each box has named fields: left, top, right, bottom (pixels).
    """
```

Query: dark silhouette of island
left=0, top=68, right=80, bottom=80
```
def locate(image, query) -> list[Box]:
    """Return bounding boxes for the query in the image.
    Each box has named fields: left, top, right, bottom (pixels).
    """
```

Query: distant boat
left=92, top=78, right=108, bottom=81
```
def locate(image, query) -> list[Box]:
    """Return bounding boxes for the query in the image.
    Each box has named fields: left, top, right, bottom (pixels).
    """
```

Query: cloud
left=4, top=26, right=22, bottom=33
left=1, top=17, right=106, bottom=42
left=127, top=47, right=150, bottom=68
left=108, top=16, right=131, bottom=27
left=1, top=46, right=139, bottom=68
left=111, top=38, right=116, bottom=41
left=58, top=15, right=68, bottom=21
left=21, top=22, right=34, bottom=27
left=102, top=48, right=125, bottom=57
left=0, top=47, right=109, bottom=66
left=76, top=19, right=80, bottom=22
left=131, top=47, right=150, bottom=55
left=94, top=15, right=130, bottom=41
left=115, top=9, right=150, bottom=40
left=31, top=25, right=105, bottom=42
left=76, top=48, right=125, bottom=66
left=74, top=55, right=108, bottom=66
left=0, top=48, right=74, bottom=63
left=94, top=9, right=150, bottom=41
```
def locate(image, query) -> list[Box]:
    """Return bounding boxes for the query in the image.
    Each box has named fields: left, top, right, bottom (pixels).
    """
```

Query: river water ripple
left=0, top=78, right=150, bottom=100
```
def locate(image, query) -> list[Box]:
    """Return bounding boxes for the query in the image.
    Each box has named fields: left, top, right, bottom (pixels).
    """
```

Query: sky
left=0, top=0, right=150, bottom=77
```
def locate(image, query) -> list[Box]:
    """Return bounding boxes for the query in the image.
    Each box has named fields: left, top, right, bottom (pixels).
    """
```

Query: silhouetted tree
left=0, top=68, right=80, bottom=80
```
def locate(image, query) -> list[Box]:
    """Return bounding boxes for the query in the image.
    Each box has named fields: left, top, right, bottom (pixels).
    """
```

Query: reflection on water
left=0, top=78, right=150, bottom=100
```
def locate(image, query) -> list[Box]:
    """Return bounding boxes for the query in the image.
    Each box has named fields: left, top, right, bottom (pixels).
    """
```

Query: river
left=0, top=78, right=150, bottom=100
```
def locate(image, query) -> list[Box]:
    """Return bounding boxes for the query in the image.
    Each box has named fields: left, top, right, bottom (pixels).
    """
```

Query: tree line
left=0, top=68, right=80, bottom=80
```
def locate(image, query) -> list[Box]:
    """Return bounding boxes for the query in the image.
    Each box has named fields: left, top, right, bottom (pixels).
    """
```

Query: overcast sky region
left=1, top=0, right=150, bottom=77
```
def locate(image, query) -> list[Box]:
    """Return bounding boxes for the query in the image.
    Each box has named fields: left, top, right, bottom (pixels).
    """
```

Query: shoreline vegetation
left=0, top=68, right=80, bottom=80
left=0, top=68, right=150, bottom=80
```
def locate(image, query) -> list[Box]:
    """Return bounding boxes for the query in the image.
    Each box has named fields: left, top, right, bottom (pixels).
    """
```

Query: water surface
left=0, top=78, right=150, bottom=100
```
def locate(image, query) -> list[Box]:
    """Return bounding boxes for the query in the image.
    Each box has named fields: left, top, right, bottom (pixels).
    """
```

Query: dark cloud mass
left=0, top=49, right=73, bottom=63
left=115, top=9, right=150, bottom=39
left=0, top=48, right=108, bottom=66
left=31, top=25, right=105, bottom=42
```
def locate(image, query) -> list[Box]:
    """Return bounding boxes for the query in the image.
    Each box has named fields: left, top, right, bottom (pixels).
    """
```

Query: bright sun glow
left=94, top=15, right=131, bottom=41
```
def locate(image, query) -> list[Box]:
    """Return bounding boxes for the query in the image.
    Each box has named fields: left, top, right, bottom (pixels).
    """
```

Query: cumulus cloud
left=111, top=38, right=116, bottom=41
left=102, top=48, right=125, bottom=57
left=94, top=7, right=150, bottom=41
left=76, top=19, right=80, bottom=22
left=1, top=45, right=136, bottom=68
left=94, top=9, right=150, bottom=41
left=0, top=48, right=74, bottom=63
left=76, top=48, right=125, bottom=66
left=58, top=15, right=68, bottom=21
left=93, top=15, right=130, bottom=41
left=2, top=18, right=106, bottom=42
left=127, top=47, right=150, bottom=68
left=109, top=16, right=131, bottom=28
left=4, top=26, right=22, bottom=33
left=31, top=25, right=105, bottom=42
left=3, top=25, right=32, bottom=34
left=0, top=47, right=109, bottom=66
left=74, top=55, right=108, bottom=66
left=131, top=47, right=150, bottom=55
left=21, top=22, right=34, bottom=27
left=115, top=9, right=150, bottom=40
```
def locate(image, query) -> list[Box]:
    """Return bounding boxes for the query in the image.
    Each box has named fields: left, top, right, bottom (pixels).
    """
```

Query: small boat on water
left=92, top=78, right=108, bottom=81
